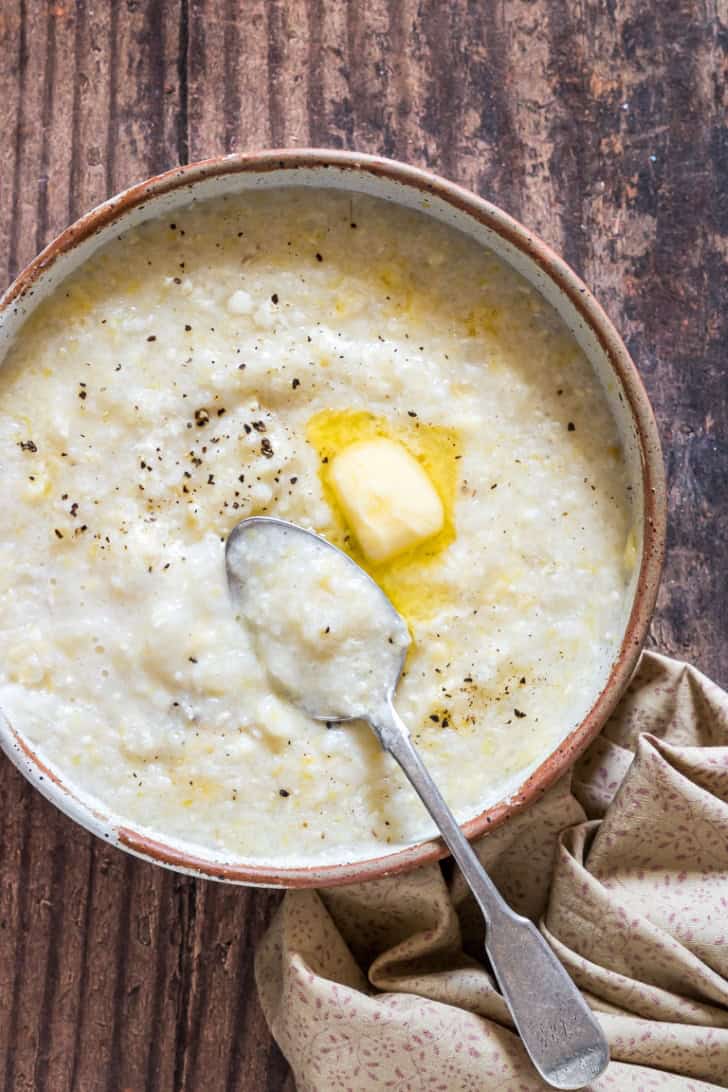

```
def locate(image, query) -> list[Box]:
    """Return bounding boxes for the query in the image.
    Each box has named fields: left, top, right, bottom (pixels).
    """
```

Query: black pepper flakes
left=18, top=440, right=37, bottom=452
left=195, top=408, right=210, bottom=427
left=147, top=335, right=157, bottom=342
left=514, top=708, right=527, bottom=718
left=567, top=422, right=575, bottom=431
left=252, top=420, right=266, bottom=432
left=54, top=529, right=63, bottom=539
left=407, top=410, right=418, bottom=418
left=278, top=788, right=290, bottom=798
left=291, top=378, right=300, bottom=389
left=261, top=437, right=274, bottom=458
left=271, top=293, right=279, bottom=304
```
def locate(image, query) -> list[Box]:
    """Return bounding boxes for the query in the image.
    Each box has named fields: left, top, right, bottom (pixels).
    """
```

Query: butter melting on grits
left=330, top=439, right=444, bottom=564
left=306, top=410, right=460, bottom=625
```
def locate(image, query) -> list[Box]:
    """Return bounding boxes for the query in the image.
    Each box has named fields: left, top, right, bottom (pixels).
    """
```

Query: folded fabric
left=256, top=652, right=728, bottom=1089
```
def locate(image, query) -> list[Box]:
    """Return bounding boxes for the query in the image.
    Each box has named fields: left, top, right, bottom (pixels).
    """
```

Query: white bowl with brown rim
left=0, top=150, right=665, bottom=887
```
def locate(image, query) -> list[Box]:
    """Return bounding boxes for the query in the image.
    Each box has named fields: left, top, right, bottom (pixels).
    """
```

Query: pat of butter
left=330, top=438, right=444, bottom=563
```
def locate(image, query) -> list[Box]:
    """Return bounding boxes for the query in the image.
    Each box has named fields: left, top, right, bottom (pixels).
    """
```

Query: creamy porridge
left=226, top=518, right=409, bottom=719
left=0, top=189, right=635, bottom=864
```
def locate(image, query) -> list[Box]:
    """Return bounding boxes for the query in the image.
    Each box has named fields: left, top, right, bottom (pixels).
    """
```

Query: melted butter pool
left=306, top=409, right=460, bottom=626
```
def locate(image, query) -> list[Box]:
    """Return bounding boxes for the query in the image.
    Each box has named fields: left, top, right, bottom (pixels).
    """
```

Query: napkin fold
left=256, top=653, right=728, bottom=1089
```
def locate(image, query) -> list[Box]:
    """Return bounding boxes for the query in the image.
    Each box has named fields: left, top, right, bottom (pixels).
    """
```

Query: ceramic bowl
left=0, top=150, right=666, bottom=887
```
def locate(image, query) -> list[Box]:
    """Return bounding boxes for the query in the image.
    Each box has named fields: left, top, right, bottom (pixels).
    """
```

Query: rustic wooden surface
left=0, top=1, right=725, bottom=1089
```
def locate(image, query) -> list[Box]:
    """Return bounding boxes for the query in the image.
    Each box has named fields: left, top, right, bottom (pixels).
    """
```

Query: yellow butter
left=330, top=438, right=444, bottom=564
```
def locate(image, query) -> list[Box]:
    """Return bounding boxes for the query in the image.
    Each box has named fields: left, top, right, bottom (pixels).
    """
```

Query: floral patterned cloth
left=256, top=653, right=728, bottom=1089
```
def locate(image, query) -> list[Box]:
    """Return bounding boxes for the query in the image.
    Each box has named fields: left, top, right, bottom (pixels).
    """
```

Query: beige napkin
left=256, top=652, right=728, bottom=1089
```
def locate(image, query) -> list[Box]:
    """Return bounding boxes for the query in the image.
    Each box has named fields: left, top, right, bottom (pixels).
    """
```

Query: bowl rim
left=0, top=148, right=666, bottom=887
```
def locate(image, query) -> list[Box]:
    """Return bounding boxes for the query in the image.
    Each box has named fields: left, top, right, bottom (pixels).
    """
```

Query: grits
left=226, top=519, right=409, bottom=718
left=0, top=189, right=635, bottom=864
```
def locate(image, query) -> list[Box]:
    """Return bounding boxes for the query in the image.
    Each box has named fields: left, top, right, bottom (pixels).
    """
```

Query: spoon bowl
left=225, top=515, right=410, bottom=722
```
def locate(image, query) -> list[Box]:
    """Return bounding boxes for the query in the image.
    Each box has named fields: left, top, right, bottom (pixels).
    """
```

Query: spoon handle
left=369, top=700, right=609, bottom=1091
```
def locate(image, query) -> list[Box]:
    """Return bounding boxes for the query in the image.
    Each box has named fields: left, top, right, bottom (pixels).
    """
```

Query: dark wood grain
left=0, top=1, right=725, bottom=1089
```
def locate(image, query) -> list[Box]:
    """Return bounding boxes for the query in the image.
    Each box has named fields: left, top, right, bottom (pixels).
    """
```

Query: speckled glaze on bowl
left=0, top=150, right=666, bottom=888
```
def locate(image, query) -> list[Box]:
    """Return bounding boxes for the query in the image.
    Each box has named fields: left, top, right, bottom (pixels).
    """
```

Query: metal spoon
left=225, top=516, right=609, bottom=1089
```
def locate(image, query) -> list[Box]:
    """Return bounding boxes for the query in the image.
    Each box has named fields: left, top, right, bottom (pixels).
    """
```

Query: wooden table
left=1, top=2, right=725, bottom=1089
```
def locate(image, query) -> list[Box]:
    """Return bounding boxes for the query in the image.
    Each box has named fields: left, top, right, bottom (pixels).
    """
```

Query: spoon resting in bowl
left=225, top=516, right=609, bottom=1090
